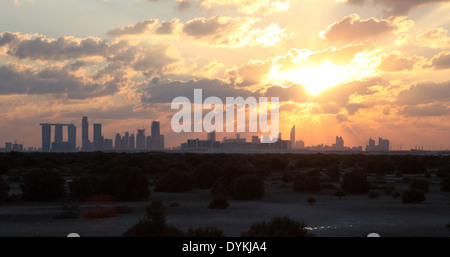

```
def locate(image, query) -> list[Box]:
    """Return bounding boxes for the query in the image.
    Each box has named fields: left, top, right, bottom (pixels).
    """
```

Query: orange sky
left=0, top=0, right=450, bottom=150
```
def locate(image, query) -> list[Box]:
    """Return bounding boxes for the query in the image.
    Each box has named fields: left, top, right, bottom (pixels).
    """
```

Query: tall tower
left=41, top=124, right=51, bottom=151
left=82, top=117, right=89, bottom=150
left=68, top=125, right=77, bottom=150
left=151, top=121, right=161, bottom=138
left=93, top=124, right=103, bottom=151
left=54, top=124, right=63, bottom=143
left=136, top=129, right=146, bottom=150
left=290, top=125, right=296, bottom=149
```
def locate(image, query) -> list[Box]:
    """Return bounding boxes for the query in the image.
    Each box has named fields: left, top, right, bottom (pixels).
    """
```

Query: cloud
left=415, top=28, right=450, bottom=49
left=378, top=52, right=424, bottom=72
left=0, top=32, right=113, bottom=60
left=398, top=103, right=449, bottom=117
left=337, top=0, right=450, bottom=16
left=142, top=78, right=254, bottom=104
left=0, top=65, right=120, bottom=99
left=426, top=51, right=450, bottom=70
left=106, top=20, right=158, bottom=37
left=396, top=81, right=450, bottom=105
left=176, top=0, right=192, bottom=11
left=107, top=16, right=292, bottom=47
left=320, top=14, right=413, bottom=42
left=264, top=84, right=309, bottom=103
left=133, top=44, right=180, bottom=76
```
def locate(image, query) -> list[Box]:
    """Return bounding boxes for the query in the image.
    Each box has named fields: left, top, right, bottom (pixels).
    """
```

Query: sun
left=268, top=60, right=356, bottom=95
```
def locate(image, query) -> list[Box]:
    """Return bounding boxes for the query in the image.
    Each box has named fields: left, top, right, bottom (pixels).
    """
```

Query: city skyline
left=1, top=1, right=450, bottom=151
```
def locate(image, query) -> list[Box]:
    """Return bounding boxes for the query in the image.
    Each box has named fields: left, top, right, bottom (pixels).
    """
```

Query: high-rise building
left=103, top=139, right=113, bottom=151
left=252, top=136, right=260, bottom=144
left=149, top=121, right=164, bottom=151
left=41, top=124, right=51, bottom=151
left=124, top=132, right=130, bottom=150
left=68, top=125, right=77, bottom=150
left=54, top=124, right=63, bottom=143
left=129, top=134, right=135, bottom=150
left=151, top=121, right=160, bottom=138
left=93, top=124, right=103, bottom=151
left=5, top=142, right=12, bottom=152
left=290, top=125, right=295, bottom=149
left=82, top=117, right=89, bottom=150
left=136, top=129, right=146, bottom=150
left=115, top=133, right=122, bottom=150
left=208, top=131, right=216, bottom=142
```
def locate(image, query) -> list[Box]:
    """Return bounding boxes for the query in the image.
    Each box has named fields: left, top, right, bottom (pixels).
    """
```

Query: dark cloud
left=0, top=65, right=119, bottom=99
left=154, top=19, right=179, bottom=35
left=320, top=14, right=408, bottom=42
left=176, top=0, right=192, bottom=11
left=264, top=84, right=309, bottom=103
left=143, top=79, right=254, bottom=104
left=399, top=103, right=449, bottom=117
left=396, top=81, right=450, bottom=105
left=133, top=45, right=180, bottom=76
left=378, top=52, right=423, bottom=72
left=107, top=19, right=157, bottom=37
left=427, top=51, right=450, bottom=70
left=341, top=0, right=450, bottom=16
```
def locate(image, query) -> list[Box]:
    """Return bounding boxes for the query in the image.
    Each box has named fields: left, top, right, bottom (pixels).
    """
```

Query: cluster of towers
left=40, top=117, right=164, bottom=152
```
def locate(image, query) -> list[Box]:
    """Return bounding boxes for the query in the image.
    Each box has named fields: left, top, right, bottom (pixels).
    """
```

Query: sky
left=0, top=0, right=450, bottom=150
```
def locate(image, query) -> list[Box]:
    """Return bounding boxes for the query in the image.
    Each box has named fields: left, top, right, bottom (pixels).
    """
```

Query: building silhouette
left=82, top=117, right=89, bottom=151
left=93, top=124, right=103, bottom=151
left=366, top=137, right=390, bottom=152
left=40, top=123, right=77, bottom=152
left=136, top=129, right=146, bottom=150
left=290, top=125, right=295, bottom=149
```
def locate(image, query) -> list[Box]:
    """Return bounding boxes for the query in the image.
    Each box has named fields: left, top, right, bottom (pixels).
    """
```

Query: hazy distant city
left=1, top=116, right=445, bottom=154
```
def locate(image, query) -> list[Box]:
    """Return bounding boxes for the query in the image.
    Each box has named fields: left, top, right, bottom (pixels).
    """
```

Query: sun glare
left=271, top=61, right=358, bottom=95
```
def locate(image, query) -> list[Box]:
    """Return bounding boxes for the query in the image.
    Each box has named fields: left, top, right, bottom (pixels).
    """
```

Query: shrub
left=155, top=170, right=194, bottom=193
left=186, top=226, right=225, bottom=237
left=69, top=177, right=101, bottom=200
left=441, top=178, right=450, bottom=192
left=383, top=184, right=396, bottom=195
left=334, top=189, right=346, bottom=199
left=100, top=166, right=150, bottom=201
left=230, top=175, right=265, bottom=201
left=293, top=175, right=321, bottom=192
left=20, top=169, right=66, bottom=201
left=194, top=162, right=222, bottom=189
left=241, top=216, right=313, bottom=237
left=122, top=218, right=185, bottom=237
left=0, top=176, right=10, bottom=200
left=402, top=189, right=426, bottom=203
left=368, top=191, right=380, bottom=199
left=392, top=191, right=400, bottom=199
left=208, top=195, right=229, bottom=209
left=436, top=166, right=450, bottom=179
left=409, top=178, right=429, bottom=193
left=446, top=223, right=450, bottom=229
left=341, top=170, right=370, bottom=194
left=307, top=197, right=316, bottom=205
left=146, top=200, right=167, bottom=224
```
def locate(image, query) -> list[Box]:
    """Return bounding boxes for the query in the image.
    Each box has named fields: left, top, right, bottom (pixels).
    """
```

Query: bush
left=402, top=189, right=426, bottom=203
left=368, top=191, right=380, bottom=199
left=20, top=169, right=66, bottom=201
left=383, top=184, right=396, bottom=195
left=186, top=226, right=225, bottom=237
left=146, top=200, right=167, bottom=224
left=230, top=175, right=265, bottom=201
left=123, top=200, right=184, bottom=237
left=334, top=189, right=346, bottom=199
left=0, top=176, right=10, bottom=200
left=155, top=170, right=194, bottom=193
left=69, top=177, right=101, bottom=200
left=122, top=218, right=185, bottom=237
left=341, top=170, right=370, bottom=194
left=409, top=178, right=429, bottom=193
left=392, top=191, right=400, bottom=199
left=307, top=197, right=316, bottom=205
left=194, top=162, right=222, bottom=189
left=293, top=175, right=321, bottom=192
left=208, top=195, right=229, bottom=209
left=241, top=216, right=313, bottom=237
left=100, top=166, right=150, bottom=201
left=436, top=166, right=450, bottom=179
left=441, top=178, right=450, bottom=192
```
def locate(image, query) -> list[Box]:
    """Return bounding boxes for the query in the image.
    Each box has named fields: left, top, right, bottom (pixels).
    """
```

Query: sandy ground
left=0, top=176, right=449, bottom=237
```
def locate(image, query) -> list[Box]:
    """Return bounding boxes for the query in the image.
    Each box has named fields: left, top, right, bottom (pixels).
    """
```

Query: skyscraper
left=151, top=121, right=160, bottom=139
left=93, top=124, right=103, bottom=151
left=41, top=124, right=51, bottom=151
left=290, top=125, right=295, bottom=149
left=136, top=129, right=146, bottom=150
left=55, top=124, right=63, bottom=143
left=68, top=125, right=77, bottom=150
left=82, top=117, right=89, bottom=150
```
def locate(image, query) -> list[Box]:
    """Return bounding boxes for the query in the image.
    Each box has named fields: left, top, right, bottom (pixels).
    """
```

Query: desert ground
left=1, top=173, right=449, bottom=237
